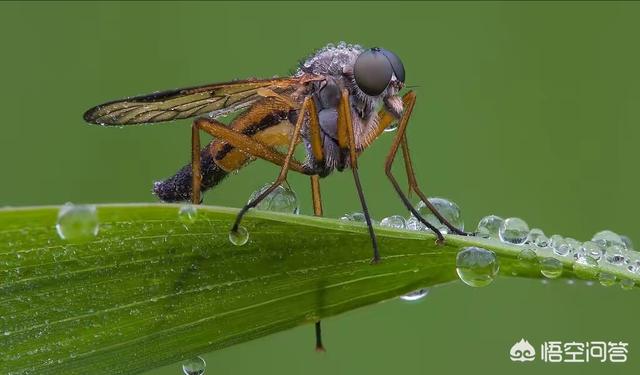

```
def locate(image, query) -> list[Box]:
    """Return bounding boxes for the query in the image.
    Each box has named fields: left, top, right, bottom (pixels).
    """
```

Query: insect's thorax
left=298, top=43, right=385, bottom=174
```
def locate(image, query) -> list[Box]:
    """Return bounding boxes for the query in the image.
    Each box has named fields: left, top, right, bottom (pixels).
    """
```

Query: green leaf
left=1, top=204, right=637, bottom=374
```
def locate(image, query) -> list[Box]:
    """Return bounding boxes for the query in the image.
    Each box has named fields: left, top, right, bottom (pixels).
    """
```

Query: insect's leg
left=400, top=132, right=468, bottom=235
left=337, top=89, right=380, bottom=263
left=230, top=97, right=314, bottom=234
left=383, top=92, right=445, bottom=242
left=309, top=174, right=326, bottom=352
left=191, top=121, right=203, bottom=204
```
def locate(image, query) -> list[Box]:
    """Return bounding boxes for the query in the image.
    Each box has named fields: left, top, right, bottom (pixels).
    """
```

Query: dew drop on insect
left=604, top=245, right=625, bottom=265
left=55, top=203, right=99, bottom=242
left=592, top=230, right=625, bottom=248
left=498, top=217, right=529, bottom=245
left=539, top=257, right=563, bottom=279
left=573, top=255, right=598, bottom=279
left=400, top=288, right=429, bottom=301
left=178, top=205, right=198, bottom=224
left=620, top=278, right=635, bottom=291
left=550, top=235, right=570, bottom=257
left=517, top=248, right=538, bottom=265
left=229, top=226, right=249, bottom=246
left=248, top=183, right=299, bottom=214
left=475, top=215, right=503, bottom=239
left=455, top=247, right=499, bottom=287
left=384, top=122, right=398, bottom=132
left=598, top=272, right=616, bottom=287
left=181, top=356, right=206, bottom=375
left=380, top=215, right=406, bottom=229
left=410, top=197, right=464, bottom=234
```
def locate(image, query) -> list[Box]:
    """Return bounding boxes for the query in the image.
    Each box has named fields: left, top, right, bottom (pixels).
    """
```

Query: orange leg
left=190, top=117, right=309, bottom=205
left=230, top=96, right=320, bottom=233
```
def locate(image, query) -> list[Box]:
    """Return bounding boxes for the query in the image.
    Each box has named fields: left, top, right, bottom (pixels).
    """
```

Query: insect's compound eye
left=353, top=48, right=405, bottom=96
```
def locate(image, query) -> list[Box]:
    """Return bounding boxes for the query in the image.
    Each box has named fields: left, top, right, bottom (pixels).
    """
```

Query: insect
left=84, top=42, right=467, bottom=350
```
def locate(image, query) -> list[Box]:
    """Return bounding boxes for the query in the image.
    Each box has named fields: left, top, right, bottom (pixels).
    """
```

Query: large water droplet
left=380, top=215, right=406, bottom=229
left=55, top=203, right=99, bottom=242
left=573, top=255, right=598, bottom=279
left=539, top=257, right=563, bottom=279
left=598, top=272, right=616, bottom=287
left=592, top=230, right=625, bottom=248
left=455, top=247, right=499, bottom=287
left=229, top=226, right=249, bottom=246
left=248, top=183, right=299, bottom=214
left=498, top=217, right=529, bottom=245
left=526, top=228, right=548, bottom=247
left=410, top=197, right=464, bottom=234
left=620, top=278, right=635, bottom=291
left=182, top=356, right=206, bottom=375
left=400, top=288, right=429, bottom=301
left=178, top=205, right=198, bottom=224
left=476, top=215, right=504, bottom=239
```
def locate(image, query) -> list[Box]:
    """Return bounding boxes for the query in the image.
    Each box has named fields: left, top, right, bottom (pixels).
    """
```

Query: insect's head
left=353, top=47, right=405, bottom=97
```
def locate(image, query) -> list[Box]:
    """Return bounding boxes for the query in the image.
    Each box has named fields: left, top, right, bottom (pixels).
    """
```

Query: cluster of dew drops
left=52, top=185, right=638, bottom=374
left=56, top=185, right=638, bottom=301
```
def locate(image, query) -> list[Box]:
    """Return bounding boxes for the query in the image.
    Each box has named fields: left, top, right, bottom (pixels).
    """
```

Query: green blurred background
left=1, top=1, right=639, bottom=374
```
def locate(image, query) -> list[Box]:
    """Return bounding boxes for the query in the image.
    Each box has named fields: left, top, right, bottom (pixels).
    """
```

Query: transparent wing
left=83, top=76, right=311, bottom=126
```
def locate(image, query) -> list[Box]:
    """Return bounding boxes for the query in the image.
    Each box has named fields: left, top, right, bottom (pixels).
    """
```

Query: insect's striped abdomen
left=153, top=98, right=298, bottom=202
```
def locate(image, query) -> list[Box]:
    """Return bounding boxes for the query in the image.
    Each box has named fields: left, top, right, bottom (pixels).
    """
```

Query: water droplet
left=540, top=257, right=563, bottom=279
left=565, top=238, right=581, bottom=254
left=620, top=235, right=634, bottom=250
left=455, top=247, right=499, bottom=287
left=55, top=203, right=99, bottom=242
left=384, top=122, right=398, bottom=132
left=400, top=288, right=429, bottom=301
left=580, top=241, right=604, bottom=261
left=526, top=228, right=548, bottom=247
left=341, top=212, right=373, bottom=224
left=181, top=356, right=206, bottom=375
left=229, top=226, right=249, bottom=246
left=598, top=272, right=616, bottom=287
left=178, top=205, right=198, bottom=224
left=476, top=215, right=503, bottom=239
left=380, top=215, right=406, bottom=229
left=573, top=255, right=598, bottom=279
left=592, top=230, right=625, bottom=248
left=550, top=235, right=571, bottom=257
left=620, top=278, right=635, bottom=291
left=248, top=183, right=299, bottom=214
left=498, top=217, right=529, bottom=245
left=605, top=245, right=625, bottom=265
left=411, top=197, right=464, bottom=234
left=517, top=248, right=538, bottom=264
